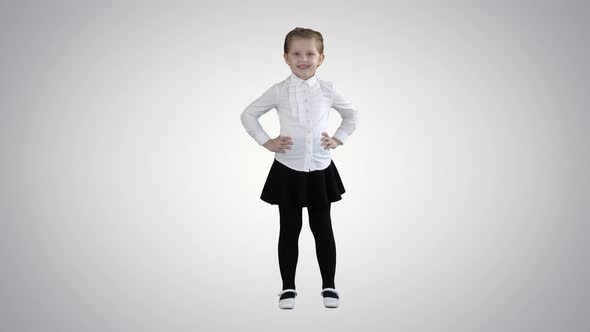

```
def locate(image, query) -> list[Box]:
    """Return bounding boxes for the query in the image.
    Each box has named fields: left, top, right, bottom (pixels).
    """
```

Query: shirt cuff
left=332, top=130, right=349, bottom=146
left=254, top=132, right=272, bottom=146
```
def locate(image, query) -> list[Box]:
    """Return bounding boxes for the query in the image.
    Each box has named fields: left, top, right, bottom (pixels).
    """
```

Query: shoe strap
left=321, top=288, right=339, bottom=296
left=277, top=289, right=298, bottom=297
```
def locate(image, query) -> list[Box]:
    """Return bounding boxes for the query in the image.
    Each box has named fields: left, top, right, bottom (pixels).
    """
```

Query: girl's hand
left=263, top=135, right=292, bottom=154
left=321, top=132, right=342, bottom=150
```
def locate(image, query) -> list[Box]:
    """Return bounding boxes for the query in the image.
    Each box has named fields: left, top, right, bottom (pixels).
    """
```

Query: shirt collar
left=289, top=72, right=318, bottom=88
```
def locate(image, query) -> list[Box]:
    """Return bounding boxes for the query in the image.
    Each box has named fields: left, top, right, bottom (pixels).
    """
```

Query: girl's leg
left=278, top=204, right=303, bottom=292
left=307, top=203, right=337, bottom=290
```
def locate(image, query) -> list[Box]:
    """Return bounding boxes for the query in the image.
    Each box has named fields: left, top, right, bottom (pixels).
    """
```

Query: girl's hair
left=283, top=27, right=324, bottom=54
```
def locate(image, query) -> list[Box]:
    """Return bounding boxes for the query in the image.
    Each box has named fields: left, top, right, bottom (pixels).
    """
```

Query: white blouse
left=240, top=73, right=359, bottom=172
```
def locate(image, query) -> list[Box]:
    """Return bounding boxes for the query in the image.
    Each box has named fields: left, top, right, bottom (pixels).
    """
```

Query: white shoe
left=277, top=289, right=298, bottom=309
left=321, top=288, right=340, bottom=308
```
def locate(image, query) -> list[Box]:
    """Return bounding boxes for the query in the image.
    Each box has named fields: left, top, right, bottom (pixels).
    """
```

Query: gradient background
left=1, top=1, right=589, bottom=331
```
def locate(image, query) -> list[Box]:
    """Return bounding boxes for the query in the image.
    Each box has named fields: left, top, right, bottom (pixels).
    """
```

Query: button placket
left=301, top=82, right=314, bottom=172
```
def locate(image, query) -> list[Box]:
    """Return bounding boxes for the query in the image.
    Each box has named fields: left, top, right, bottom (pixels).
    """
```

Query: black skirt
left=260, top=158, right=346, bottom=208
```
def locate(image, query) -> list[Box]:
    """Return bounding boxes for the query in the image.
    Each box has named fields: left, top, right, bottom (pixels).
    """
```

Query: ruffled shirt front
left=241, top=72, right=359, bottom=172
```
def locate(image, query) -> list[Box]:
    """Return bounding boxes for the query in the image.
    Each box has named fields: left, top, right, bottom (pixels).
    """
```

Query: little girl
left=240, top=27, right=359, bottom=309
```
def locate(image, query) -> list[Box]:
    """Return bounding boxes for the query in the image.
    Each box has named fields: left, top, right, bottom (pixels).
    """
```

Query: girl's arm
left=331, top=83, right=359, bottom=146
left=240, top=84, right=279, bottom=145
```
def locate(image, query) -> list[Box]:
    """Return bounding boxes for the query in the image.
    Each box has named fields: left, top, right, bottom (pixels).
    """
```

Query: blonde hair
left=283, top=27, right=324, bottom=54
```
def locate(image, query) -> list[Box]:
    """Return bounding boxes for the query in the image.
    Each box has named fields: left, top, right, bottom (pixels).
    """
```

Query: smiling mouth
left=297, top=65, right=310, bottom=69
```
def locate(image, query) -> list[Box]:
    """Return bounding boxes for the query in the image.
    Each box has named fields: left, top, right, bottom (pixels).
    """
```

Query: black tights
left=278, top=203, right=336, bottom=290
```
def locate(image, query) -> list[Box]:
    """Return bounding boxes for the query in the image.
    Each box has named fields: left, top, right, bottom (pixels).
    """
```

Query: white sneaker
left=321, top=288, right=340, bottom=308
left=277, top=289, right=298, bottom=309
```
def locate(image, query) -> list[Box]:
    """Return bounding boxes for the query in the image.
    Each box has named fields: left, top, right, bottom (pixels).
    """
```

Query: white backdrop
left=1, top=1, right=588, bottom=331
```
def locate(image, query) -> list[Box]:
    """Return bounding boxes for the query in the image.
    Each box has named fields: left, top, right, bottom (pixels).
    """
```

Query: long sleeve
left=331, top=83, right=359, bottom=145
left=240, top=84, right=278, bottom=145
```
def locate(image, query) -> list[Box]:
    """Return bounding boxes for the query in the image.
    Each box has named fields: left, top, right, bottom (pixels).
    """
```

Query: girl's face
left=283, top=37, right=325, bottom=80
